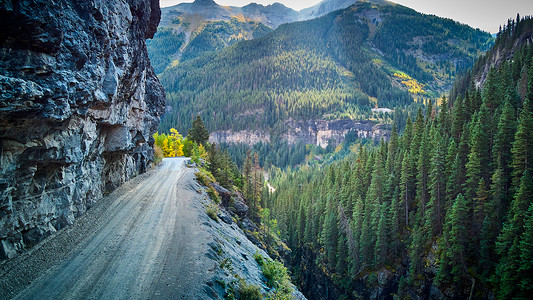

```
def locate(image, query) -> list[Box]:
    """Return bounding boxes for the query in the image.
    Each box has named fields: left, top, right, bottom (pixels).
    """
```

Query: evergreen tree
left=496, top=171, right=533, bottom=298
left=437, top=194, right=469, bottom=285
left=188, top=115, right=210, bottom=145
left=426, top=130, right=446, bottom=236
left=322, top=210, right=339, bottom=270
left=518, top=202, right=533, bottom=297
left=374, top=202, right=390, bottom=267
left=493, top=101, right=517, bottom=209
left=511, top=98, right=533, bottom=190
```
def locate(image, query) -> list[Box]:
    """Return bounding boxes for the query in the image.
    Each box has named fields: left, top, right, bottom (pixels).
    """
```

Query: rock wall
left=283, top=119, right=391, bottom=148
left=209, top=130, right=271, bottom=146
left=209, top=119, right=391, bottom=148
left=0, top=0, right=165, bottom=259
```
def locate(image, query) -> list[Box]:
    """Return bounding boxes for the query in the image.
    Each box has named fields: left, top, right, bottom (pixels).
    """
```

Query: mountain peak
left=192, top=0, right=217, bottom=6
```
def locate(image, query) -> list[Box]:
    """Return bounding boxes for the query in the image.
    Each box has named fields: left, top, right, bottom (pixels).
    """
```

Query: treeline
left=267, top=41, right=533, bottom=298
left=156, top=1, right=492, bottom=135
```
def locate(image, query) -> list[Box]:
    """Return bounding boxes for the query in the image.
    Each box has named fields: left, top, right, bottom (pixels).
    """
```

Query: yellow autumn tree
left=153, top=128, right=185, bottom=158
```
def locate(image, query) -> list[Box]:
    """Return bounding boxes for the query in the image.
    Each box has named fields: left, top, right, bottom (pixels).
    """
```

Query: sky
left=159, top=0, right=533, bottom=33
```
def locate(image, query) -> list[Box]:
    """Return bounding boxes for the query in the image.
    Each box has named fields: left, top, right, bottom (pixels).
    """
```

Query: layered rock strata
left=209, top=119, right=391, bottom=148
left=0, top=0, right=165, bottom=259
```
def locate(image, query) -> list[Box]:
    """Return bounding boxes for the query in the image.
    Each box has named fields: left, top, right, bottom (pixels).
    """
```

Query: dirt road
left=0, top=157, right=214, bottom=299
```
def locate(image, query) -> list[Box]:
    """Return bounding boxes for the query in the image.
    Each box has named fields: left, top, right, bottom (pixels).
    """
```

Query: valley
left=1, top=0, right=532, bottom=299
left=152, top=0, right=492, bottom=169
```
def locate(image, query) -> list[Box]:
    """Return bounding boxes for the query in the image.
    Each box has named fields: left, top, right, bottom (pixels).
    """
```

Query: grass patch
left=238, top=280, right=262, bottom=300
left=226, top=278, right=263, bottom=300
left=153, top=145, right=164, bottom=165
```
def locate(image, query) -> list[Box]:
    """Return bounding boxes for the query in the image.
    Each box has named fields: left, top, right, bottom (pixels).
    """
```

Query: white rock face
left=0, top=0, right=165, bottom=259
left=209, top=130, right=271, bottom=145
left=210, top=119, right=391, bottom=148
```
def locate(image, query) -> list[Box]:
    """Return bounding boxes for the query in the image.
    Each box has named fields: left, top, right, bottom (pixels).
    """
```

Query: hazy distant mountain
left=159, top=0, right=298, bottom=29
left=149, top=0, right=305, bottom=73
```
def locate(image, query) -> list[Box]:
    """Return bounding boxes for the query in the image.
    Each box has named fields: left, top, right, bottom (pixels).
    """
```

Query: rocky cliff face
left=0, top=0, right=165, bottom=259
left=283, top=119, right=391, bottom=148
left=209, top=130, right=271, bottom=146
left=209, top=119, right=391, bottom=148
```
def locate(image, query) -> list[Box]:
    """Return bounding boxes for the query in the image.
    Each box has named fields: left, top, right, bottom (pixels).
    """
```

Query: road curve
left=1, top=157, right=214, bottom=299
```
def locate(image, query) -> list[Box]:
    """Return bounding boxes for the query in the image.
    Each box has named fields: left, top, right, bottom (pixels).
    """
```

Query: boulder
left=212, top=183, right=231, bottom=205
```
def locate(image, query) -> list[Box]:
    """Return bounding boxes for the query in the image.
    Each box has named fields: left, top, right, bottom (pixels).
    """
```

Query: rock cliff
left=0, top=0, right=165, bottom=259
left=209, top=119, right=391, bottom=148
left=283, top=119, right=391, bottom=148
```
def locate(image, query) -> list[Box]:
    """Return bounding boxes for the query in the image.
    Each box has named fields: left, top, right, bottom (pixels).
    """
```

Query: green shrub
left=262, top=259, right=288, bottom=289
left=254, top=253, right=292, bottom=299
left=206, top=204, right=219, bottom=222
left=207, top=186, right=221, bottom=204
left=195, top=168, right=215, bottom=187
left=238, top=280, right=262, bottom=300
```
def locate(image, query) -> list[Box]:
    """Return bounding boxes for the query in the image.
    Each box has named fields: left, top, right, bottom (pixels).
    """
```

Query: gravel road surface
left=0, top=157, right=213, bottom=299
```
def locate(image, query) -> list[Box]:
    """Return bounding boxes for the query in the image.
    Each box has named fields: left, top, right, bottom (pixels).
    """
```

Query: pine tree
left=493, top=101, right=517, bottom=209
left=437, top=194, right=469, bottom=285
left=188, top=115, right=210, bottom=145
left=496, top=171, right=533, bottom=298
left=322, top=210, right=339, bottom=270
left=374, top=202, right=390, bottom=267
left=351, top=195, right=364, bottom=262
left=511, top=98, right=533, bottom=190
left=426, top=129, right=446, bottom=236
left=416, top=125, right=431, bottom=215
left=400, top=151, right=415, bottom=227
left=518, top=202, right=533, bottom=297
left=389, top=187, right=400, bottom=254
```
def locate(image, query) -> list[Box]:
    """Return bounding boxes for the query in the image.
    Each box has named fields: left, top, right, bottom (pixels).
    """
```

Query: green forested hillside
left=266, top=17, right=533, bottom=299
left=157, top=1, right=492, bottom=135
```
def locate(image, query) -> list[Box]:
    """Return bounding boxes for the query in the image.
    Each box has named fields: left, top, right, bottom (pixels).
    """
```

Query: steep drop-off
left=0, top=0, right=165, bottom=259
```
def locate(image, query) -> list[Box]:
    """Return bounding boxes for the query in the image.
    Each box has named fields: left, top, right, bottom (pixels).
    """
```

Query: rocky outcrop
left=283, top=119, right=391, bottom=148
left=0, top=0, right=165, bottom=259
left=209, top=130, right=271, bottom=146
left=209, top=119, right=391, bottom=148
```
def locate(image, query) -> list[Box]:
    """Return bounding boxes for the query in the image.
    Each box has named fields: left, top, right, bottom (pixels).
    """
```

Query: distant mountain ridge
left=159, top=0, right=298, bottom=29
left=149, top=0, right=366, bottom=73
left=159, top=0, right=365, bottom=28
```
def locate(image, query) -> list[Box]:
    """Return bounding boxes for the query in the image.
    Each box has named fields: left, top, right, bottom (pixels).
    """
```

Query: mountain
left=159, top=0, right=298, bottom=29
left=158, top=1, right=492, bottom=142
left=148, top=0, right=300, bottom=73
left=299, top=0, right=358, bottom=20
left=148, top=0, right=378, bottom=74
left=266, top=15, right=533, bottom=300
